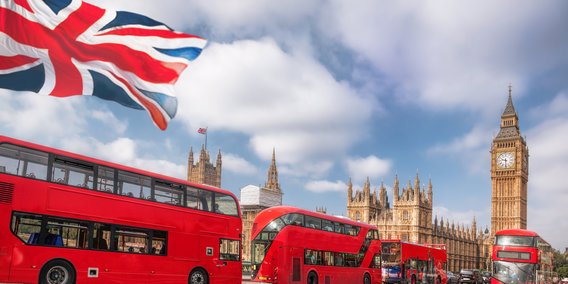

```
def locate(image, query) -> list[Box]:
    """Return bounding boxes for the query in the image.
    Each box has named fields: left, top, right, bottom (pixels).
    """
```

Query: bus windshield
left=495, top=235, right=535, bottom=247
left=493, top=261, right=535, bottom=284
left=252, top=241, right=270, bottom=265
left=381, top=242, right=401, bottom=265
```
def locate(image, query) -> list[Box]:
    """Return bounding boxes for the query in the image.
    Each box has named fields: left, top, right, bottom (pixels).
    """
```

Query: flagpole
left=205, top=127, right=208, bottom=150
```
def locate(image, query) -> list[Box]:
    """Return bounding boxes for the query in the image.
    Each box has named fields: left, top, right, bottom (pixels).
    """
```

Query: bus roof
left=254, top=205, right=378, bottom=230
left=495, top=229, right=539, bottom=237
left=0, top=135, right=238, bottom=200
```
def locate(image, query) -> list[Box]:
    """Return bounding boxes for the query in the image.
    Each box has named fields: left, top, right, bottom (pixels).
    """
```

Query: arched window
left=355, top=211, right=361, bottom=221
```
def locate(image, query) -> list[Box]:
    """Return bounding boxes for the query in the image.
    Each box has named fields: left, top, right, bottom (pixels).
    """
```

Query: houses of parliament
left=186, top=87, right=529, bottom=272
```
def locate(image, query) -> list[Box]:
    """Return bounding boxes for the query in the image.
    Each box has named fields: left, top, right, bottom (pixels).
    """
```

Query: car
left=458, top=269, right=482, bottom=284
left=481, top=271, right=491, bottom=284
left=446, top=271, right=458, bottom=284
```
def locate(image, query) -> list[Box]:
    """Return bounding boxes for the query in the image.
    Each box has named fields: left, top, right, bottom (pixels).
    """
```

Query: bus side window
left=152, top=230, right=167, bottom=255
left=118, top=171, right=151, bottom=199
left=154, top=182, right=182, bottom=205
left=334, top=223, right=345, bottom=234
left=282, top=213, right=304, bottom=226
left=52, top=158, right=94, bottom=189
left=186, top=187, right=200, bottom=209
left=97, top=166, right=115, bottom=193
left=214, top=193, right=239, bottom=216
left=334, top=252, right=344, bottom=266
left=10, top=212, right=42, bottom=244
left=114, top=227, right=149, bottom=254
left=92, top=223, right=111, bottom=250
left=0, top=144, right=48, bottom=180
left=198, top=189, right=213, bottom=212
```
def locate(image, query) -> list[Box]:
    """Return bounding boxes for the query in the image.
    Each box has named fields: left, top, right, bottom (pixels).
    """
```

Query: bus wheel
left=189, top=268, right=209, bottom=284
left=39, top=259, right=76, bottom=284
left=364, top=273, right=371, bottom=284
left=437, top=276, right=442, bottom=284
left=307, top=271, right=318, bottom=284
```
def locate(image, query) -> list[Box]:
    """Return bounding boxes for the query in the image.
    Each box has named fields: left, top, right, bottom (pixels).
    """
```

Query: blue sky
left=1, top=0, right=568, bottom=250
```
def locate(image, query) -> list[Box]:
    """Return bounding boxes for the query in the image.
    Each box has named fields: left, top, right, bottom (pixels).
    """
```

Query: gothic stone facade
left=347, top=174, right=490, bottom=272
left=187, top=145, right=222, bottom=188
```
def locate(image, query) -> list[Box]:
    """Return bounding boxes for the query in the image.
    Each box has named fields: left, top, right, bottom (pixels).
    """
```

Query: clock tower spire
left=490, top=85, right=529, bottom=236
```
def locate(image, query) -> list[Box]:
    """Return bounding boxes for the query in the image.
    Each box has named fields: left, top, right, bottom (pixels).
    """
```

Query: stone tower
left=264, top=148, right=281, bottom=193
left=240, top=149, right=283, bottom=262
left=389, top=174, right=433, bottom=244
left=187, top=145, right=222, bottom=188
left=347, top=174, right=432, bottom=243
left=346, top=177, right=384, bottom=223
left=490, top=86, right=529, bottom=235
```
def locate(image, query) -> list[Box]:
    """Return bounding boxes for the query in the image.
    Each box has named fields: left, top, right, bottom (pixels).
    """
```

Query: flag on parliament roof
left=0, top=0, right=207, bottom=130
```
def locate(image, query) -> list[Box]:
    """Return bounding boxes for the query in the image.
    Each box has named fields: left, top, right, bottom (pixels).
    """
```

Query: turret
left=216, top=149, right=222, bottom=187
left=379, top=181, right=387, bottom=207
left=187, top=147, right=194, bottom=179
left=393, top=174, right=400, bottom=203
left=364, top=177, right=371, bottom=202
left=347, top=178, right=353, bottom=203
left=472, top=216, right=477, bottom=233
left=428, top=178, right=433, bottom=205
left=414, top=173, right=420, bottom=202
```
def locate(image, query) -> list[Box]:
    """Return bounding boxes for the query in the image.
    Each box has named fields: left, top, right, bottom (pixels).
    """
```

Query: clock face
left=497, top=152, right=515, bottom=168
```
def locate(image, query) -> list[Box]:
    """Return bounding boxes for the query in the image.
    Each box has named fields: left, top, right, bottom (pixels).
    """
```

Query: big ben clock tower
left=490, top=86, right=529, bottom=235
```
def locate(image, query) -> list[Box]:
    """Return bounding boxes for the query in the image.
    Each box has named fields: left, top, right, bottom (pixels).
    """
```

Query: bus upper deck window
left=0, top=144, right=48, bottom=180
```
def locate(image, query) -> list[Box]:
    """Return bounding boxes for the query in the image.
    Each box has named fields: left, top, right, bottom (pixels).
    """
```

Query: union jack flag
left=0, top=0, right=206, bottom=130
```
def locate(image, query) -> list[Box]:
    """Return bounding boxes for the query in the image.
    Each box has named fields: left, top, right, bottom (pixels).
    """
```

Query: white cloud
left=89, top=110, right=128, bottom=134
left=305, top=180, right=348, bottom=193
left=222, top=153, right=259, bottom=175
left=524, top=94, right=568, bottom=248
left=0, top=91, right=88, bottom=143
left=346, top=155, right=392, bottom=183
left=176, top=38, right=375, bottom=176
left=324, top=0, right=568, bottom=115
left=60, top=137, right=186, bottom=179
left=428, top=126, right=493, bottom=174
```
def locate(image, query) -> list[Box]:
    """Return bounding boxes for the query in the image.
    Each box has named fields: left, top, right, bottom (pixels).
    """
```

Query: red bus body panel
left=251, top=206, right=382, bottom=284
left=0, top=135, right=242, bottom=283
left=382, top=240, right=448, bottom=284
left=491, top=229, right=554, bottom=284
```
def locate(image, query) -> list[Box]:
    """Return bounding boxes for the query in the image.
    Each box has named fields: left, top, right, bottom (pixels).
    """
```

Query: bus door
left=289, top=246, right=302, bottom=283
left=215, top=238, right=241, bottom=281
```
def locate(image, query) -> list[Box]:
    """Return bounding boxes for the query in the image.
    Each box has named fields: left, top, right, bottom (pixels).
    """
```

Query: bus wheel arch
left=188, top=267, right=209, bottom=284
left=363, top=272, right=371, bottom=284
left=307, top=270, right=318, bottom=284
left=39, top=258, right=76, bottom=284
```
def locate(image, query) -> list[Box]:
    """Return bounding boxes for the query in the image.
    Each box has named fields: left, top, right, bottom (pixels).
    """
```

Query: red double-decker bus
left=250, top=206, right=382, bottom=284
left=491, top=229, right=555, bottom=284
left=381, top=240, right=448, bottom=284
left=0, top=135, right=242, bottom=284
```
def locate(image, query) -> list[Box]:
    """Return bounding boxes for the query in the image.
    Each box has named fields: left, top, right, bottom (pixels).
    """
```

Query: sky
left=1, top=0, right=567, bottom=250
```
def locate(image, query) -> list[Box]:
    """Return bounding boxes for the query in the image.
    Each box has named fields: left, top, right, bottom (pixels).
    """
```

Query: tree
left=557, top=266, right=568, bottom=279
left=553, top=249, right=568, bottom=278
